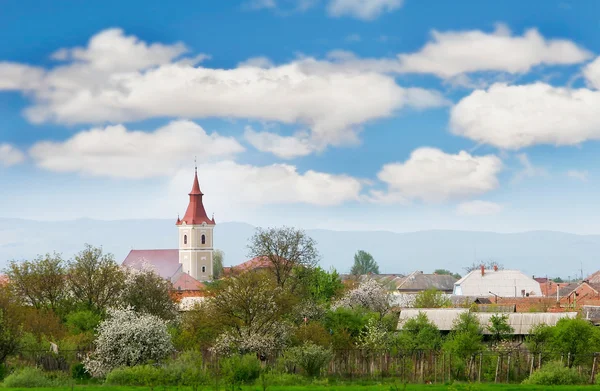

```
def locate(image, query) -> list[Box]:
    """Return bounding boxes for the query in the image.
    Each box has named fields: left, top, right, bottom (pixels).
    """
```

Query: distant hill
left=0, top=218, right=598, bottom=278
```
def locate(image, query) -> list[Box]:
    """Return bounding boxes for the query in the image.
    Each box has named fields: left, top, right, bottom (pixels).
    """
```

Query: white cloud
left=328, top=0, right=403, bottom=20
left=456, top=200, right=503, bottom=216
left=29, top=120, right=244, bottom=179
left=319, top=24, right=590, bottom=79
left=0, top=29, right=446, bottom=153
left=373, top=148, right=503, bottom=203
left=0, top=63, right=45, bottom=90
left=512, top=153, right=547, bottom=183
left=451, top=83, right=600, bottom=150
left=169, top=161, right=363, bottom=208
left=583, top=57, right=600, bottom=89
left=244, top=126, right=321, bottom=159
left=0, top=144, right=26, bottom=166
left=567, top=169, right=589, bottom=182
left=396, top=24, right=591, bottom=78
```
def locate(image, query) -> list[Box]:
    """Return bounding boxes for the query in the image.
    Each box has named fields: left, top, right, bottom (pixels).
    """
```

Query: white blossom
left=332, top=279, right=391, bottom=315
left=83, top=307, right=173, bottom=377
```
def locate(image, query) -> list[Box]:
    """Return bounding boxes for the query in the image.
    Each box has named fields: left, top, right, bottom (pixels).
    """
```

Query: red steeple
left=176, top=168, right=215, bottom=226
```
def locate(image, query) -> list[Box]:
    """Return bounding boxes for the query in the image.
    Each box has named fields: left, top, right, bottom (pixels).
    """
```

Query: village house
left=453, top=266, right=542, bottom=298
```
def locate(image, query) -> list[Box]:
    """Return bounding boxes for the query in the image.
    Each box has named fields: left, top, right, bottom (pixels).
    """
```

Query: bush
left=162, top=350, right=207, bottom=385
left=285, top=342, right=332, bottom=377
left=84, top=307, right=173, bottom=378
left=2, top=367, right=62, bottom=387
left=105, top=365, right=162, bottom=386
left=71, top=362, right=91, bottom=380
left=220, top=354, right=261, bottom=384
left=105, top=352, right=208, bottom=386
left=523, top=361, right=584, bottom=385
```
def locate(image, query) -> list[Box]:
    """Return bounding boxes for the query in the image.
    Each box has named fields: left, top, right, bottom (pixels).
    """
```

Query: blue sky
left=1, top=0, right=600, bottom=233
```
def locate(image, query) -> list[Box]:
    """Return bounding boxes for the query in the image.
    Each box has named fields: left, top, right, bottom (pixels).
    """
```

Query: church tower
left=176, top=168, right=216, bottom=281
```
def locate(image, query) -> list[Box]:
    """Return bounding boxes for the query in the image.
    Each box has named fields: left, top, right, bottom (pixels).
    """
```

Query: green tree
left=398, top=312, right=442, bottom=352
left=67, top=244, right=126, bottom=313
left=487, top=313, right=514, bottom=344
left=213, top=249, right=224, bottom=279
left=550, top=318, right=600, bottom=367
left=434, top=269, right=461, bottom=279
left=413, top=288, right=452, bottom=308
left=121, top=268, right=178, bottom=320
left=247, top=226, right=320, bottom=289
left=350, top=250, right=379, bottom=276
left=525, top=324, right=554, bottom=356
left=5, top=253, right=67, bottom=311
left=552, top=277, right=564, bottom=283
left=444, top=312, right=483, bottom=358
left=298, top=266, right=344, bottom=303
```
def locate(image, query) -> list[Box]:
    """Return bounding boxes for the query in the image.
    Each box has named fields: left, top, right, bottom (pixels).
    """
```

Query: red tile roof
left=173, top=272, right=205, bottom=291
left=176, top=170, right=215, bottom=226
left=223, top=256, right=272, bottom=275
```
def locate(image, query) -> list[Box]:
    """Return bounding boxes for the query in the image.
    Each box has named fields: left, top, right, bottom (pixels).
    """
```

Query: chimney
left=481, top=265, right=485, bottom=276
left=493, top=265, right=498, bottom=272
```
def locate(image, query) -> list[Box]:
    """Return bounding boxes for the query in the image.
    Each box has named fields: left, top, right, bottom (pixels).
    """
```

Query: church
left=122, top=168, right=217, bottom=291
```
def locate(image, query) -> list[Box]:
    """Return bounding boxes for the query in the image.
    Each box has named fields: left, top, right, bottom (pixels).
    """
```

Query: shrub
left=162, top=350, right=207, bottom=385
left=285, top=342, right=332, bottom=377
left=220, top=354, right=261, bottom=384
left=523, top=361, right=584, bottom=385
left=71, top=362, right=91, bottom=380
left=84, top=307, right=173, bottom=378
left=2, top=367, right=54, bottom=387
left=105, top=365, right=162, bottom=386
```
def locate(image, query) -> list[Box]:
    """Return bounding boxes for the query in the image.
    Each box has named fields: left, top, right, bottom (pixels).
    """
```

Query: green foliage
left=397, top=312, right=441, bottom=351
left=323, top=307, right=374, bottom=340
left=5, top=252, right=67, bottom=312
left=443, top=312, right=483, bottom=378
left=523, top=361, right=584, bottom=385
left=2, top=367, right=68, bottom=387
left=121, top=268, right=178, bottom=320
left=552, top=277, right=565, bottom=283
left=413, top=288, right=452, bottom=308
left=65, top=310, right=101, bottom=334
left=67, top=244, right=126, bottom=314
left=525, top=324, right=554, bottom=355
left=300, top=267, right=344, bottom=303
left=292, top=322, right=332, bottom=347
left=105, top=365, right=162, bottom=386
left=105, top=351, right=207, bottom=386
left=285, top=342, right=333, bottom=377
left=351, top=250, right=379, bottom=275
left=487, top=314, right=514, bottom=343
left=71, top=362, right=91, bottom=380
left=221, top=353, right=261, bottom=384
left=550, top=318, right=600, bottom=366
left=213, top=249, right=224, bottom=279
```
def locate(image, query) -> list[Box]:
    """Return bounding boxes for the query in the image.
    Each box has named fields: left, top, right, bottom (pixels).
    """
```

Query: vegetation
left=350, top=250, right=379, bottom=275
left=2, top=227, right=600, bottom=388
left=413, top=288, right=452, bottom=308
left=435, top=268, right=461, bottom=279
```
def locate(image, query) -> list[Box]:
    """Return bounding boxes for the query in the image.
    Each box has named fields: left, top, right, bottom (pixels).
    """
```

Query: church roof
left=177, top=169, right=215, bottom=226
left=122, top=249, right=181, bottom=281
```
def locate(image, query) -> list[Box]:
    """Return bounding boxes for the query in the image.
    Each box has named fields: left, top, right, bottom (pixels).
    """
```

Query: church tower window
left=202, top=266, right=206, bottom=273
left=184, top=235, right=187, bottom=245
left=201, top=234, right=206, bottom=244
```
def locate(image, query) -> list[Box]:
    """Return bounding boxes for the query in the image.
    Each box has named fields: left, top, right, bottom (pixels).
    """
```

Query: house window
left=201, top=234, right=206, bottom=244
left=202, top=266, right=206, bottom=273
left=183, top=235, right=187, bottom=245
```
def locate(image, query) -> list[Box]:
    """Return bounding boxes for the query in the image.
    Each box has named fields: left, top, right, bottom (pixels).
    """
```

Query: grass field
left=1, top=385, right=598, bottom=391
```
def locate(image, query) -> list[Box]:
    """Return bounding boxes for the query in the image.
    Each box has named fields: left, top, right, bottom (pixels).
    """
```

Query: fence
left=14, top=347, right=600, bottom=384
